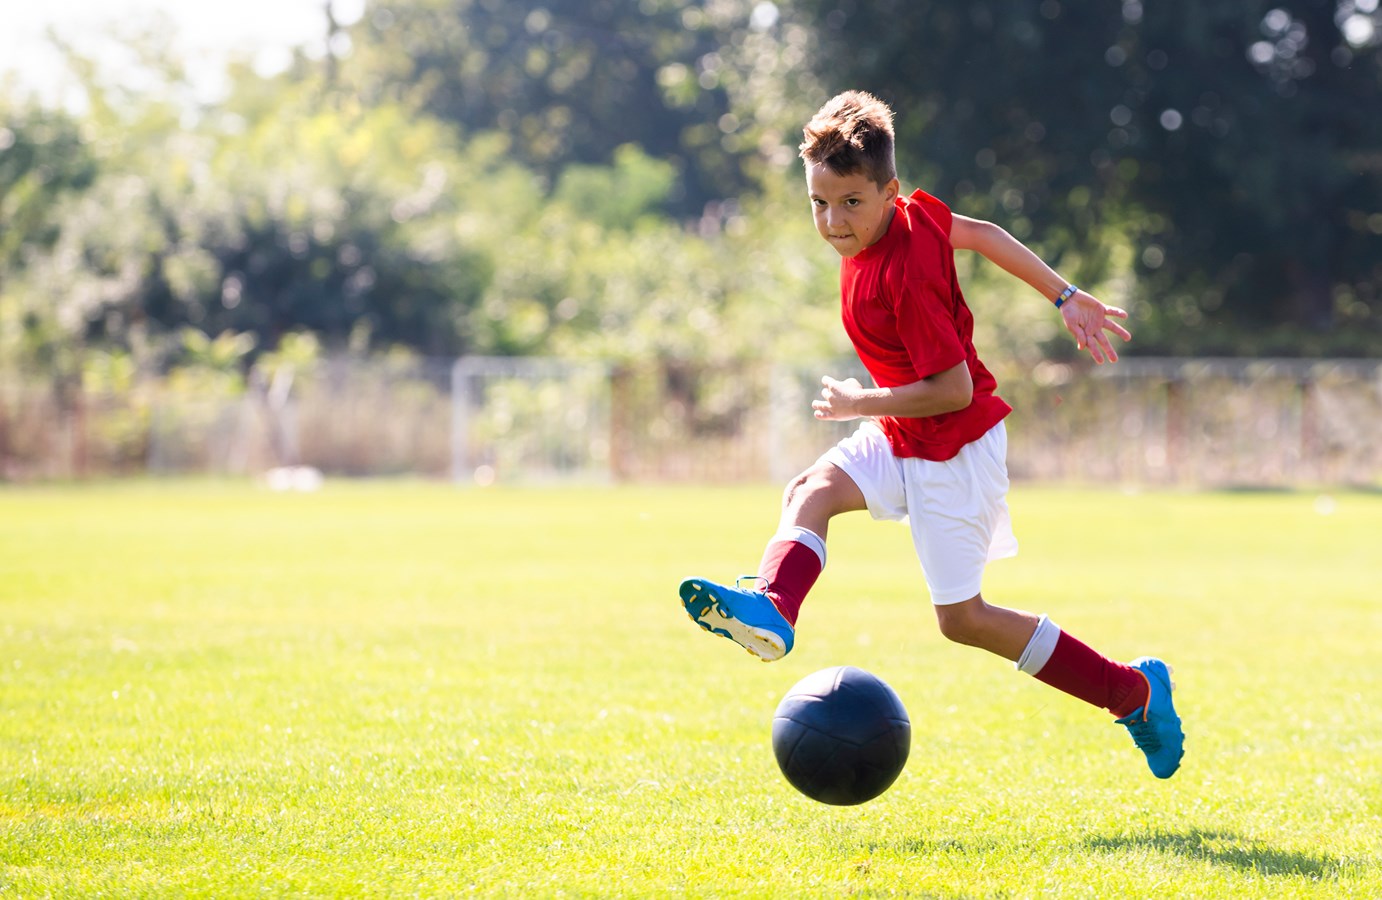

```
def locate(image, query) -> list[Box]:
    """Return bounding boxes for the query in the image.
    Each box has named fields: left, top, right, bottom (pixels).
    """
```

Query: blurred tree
left=4, top=48, right=516, bottom=362
left=181, top=95, right=498, bottom=356
left=779, top=1, right=1134, bottom=288
left=784, top=0, right=1382, bottom=354
left=7, top=0, right=1379, bottom=372
left=0, top=100, right=98, bottom=370
left=495, top=160, right=841, bottom=364
left=339, top=0, right=762, bottom=213
left=1121, top=0, right=1382, bottom=352
left=0, top=104, right=97, bottom=274
left=553, top=143, right=678, bottom=231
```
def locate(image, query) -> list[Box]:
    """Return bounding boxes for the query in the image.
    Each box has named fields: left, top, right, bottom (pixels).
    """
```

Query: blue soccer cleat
left=1116, top=657, right=1185, bottom=779
left=679, top=576, right=794, bottom=662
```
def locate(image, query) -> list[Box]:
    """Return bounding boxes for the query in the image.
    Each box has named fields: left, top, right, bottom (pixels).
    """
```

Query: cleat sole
left=680, top=579, right=788, bottom=662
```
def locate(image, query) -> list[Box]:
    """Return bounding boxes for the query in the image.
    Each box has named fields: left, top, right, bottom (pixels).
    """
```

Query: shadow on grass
left=1083, top=828, right=1362, bottom=879
left=863, top=828, right=1372, bottom=884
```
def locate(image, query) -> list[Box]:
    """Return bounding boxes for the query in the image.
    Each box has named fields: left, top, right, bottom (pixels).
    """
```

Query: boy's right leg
left=679, top=576, right=797, bottom=661
left=680, top=460, right=865, bottom=660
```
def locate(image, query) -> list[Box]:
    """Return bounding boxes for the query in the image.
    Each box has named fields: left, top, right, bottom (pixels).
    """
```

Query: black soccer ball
left=771, top=665, right=911, bottom=805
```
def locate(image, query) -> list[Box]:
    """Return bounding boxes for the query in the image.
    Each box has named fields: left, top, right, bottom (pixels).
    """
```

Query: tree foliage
left=1, top=0, right=1379, bottom=380
left=788, top=0, right=1382, bottom=352
left=0, top=106, right=97, bottom=274
left=339, top=0, right=762, bottom=213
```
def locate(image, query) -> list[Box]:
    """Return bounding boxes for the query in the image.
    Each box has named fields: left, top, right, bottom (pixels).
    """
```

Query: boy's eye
left=845, top=199, right=859, bottom=207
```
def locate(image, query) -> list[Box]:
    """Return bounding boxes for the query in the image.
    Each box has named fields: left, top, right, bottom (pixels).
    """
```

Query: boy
left=678, top=91, right=1184, bottom=779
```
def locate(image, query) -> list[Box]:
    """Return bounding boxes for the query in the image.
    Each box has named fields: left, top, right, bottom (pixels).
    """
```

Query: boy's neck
left=867, top=204, right=898, bottom=250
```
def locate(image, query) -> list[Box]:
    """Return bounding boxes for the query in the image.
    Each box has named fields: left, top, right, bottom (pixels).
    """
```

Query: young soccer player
left=679, top=91, right=1184, bottom=779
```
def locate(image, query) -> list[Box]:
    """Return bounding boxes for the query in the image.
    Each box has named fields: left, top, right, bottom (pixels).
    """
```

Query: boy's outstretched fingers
left=1063, top=295, right=1131, bottom=364
left=1088, top=316, right=1131, bottom=364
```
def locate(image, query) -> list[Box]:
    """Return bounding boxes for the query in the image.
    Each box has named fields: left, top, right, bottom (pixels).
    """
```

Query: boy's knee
left=782, top=465, right=832, bottom=510
left=935, top=598, right=987, bottom=646
left=779, top=462, right=865, bottom=532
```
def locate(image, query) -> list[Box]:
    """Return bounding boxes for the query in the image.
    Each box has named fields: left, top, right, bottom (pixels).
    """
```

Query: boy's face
left=805, top=162, right=899, bottom=258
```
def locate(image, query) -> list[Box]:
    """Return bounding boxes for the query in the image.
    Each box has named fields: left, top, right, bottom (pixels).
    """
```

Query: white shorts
left=821, top=420, right=1018, bottom=605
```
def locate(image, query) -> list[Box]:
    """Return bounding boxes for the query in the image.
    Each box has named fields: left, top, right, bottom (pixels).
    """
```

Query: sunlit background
left=1, top=1, right=1379, bottom=486
left=2, top=0, right=365, bottom=106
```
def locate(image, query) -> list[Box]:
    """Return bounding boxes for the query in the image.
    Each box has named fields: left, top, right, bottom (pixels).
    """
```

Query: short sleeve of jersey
left=893, top=277, right=966, bottom=380
left=910, top=189, right=953, bottom=237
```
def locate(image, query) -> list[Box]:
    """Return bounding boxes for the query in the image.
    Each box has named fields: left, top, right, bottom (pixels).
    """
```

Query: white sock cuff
left=1015, top=615, right=1061, bottom=675
left=770, top=526, right=827, bottom=568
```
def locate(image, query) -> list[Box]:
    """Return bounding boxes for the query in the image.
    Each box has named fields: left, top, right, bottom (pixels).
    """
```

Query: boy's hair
left=799, top=90, right=897, bottom=188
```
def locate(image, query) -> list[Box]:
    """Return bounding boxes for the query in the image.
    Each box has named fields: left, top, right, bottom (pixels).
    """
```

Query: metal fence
left=2, top=356, right=1379, bottom=487
left=1005, top=358, right=1382, bottom=486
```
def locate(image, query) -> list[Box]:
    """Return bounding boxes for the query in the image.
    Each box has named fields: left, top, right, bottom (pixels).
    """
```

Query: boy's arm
left=949, top=214, right=1131, bottom=364
left=812, top=361, right=973, bottom=422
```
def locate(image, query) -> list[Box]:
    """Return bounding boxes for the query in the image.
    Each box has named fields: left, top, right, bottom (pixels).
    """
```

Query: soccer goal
left=450, top=356, right=613, bottom=484
left=448, top=355, right=868, bottom=485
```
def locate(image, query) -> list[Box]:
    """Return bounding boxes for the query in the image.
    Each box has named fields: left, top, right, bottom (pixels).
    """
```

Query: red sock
left=756, top=540, right=822, bottom=627
left=1034, top=631, right=1150, bottom=717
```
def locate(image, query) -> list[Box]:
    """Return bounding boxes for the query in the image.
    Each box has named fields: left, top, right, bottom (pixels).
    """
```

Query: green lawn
left=2, top=481, right=1379, bottom=897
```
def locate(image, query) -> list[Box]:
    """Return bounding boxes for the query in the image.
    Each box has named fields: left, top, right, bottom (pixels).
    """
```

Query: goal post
left=450, top=356, right=613, bottom=484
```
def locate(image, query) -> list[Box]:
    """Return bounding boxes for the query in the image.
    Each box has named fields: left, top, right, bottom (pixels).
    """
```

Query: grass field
left=2, top=480, right=1379, bottom=898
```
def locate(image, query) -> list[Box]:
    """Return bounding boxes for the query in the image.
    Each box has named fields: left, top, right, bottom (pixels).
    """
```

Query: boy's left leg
left=907, top=424, right=1183, bottom=778
left=936, top=599, right=1148, bottom=715
left=935, top=598, right=1184, bottom=779
left=1012, top=611, right=1183, bottom=778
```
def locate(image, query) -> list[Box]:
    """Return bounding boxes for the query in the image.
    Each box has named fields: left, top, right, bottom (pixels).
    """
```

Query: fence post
left=1165, top=376, right=1186, bottom=485
left=70, top=382, right=88, bottom=480
left=450, top=358, right=470, bottom=483
left=608, top=364, right=633, bottom=482
left=0, top=385, right=9, bottom=479
left=1299, top=374, right=1317, bottom=483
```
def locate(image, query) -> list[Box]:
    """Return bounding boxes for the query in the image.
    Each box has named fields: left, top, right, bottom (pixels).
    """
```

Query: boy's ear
left=883, top=177, right=900, bottom=203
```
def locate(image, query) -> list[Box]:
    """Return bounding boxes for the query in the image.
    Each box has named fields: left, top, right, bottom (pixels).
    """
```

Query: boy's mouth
left=825, top=233, right=858, bottom=256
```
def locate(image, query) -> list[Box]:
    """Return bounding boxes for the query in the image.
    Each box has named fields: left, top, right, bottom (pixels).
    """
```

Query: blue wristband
left=1054, top=284, right=1078, bottom=308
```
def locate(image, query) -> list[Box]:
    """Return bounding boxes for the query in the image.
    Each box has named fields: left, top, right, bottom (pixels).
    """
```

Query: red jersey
left=839, top=189, right=1011, bottom=461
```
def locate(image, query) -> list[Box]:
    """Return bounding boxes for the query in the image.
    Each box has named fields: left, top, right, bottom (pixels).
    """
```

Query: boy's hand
left=813, top=376, right=865, bottom=421
left=1061, top=290, right=1132, bottom=364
